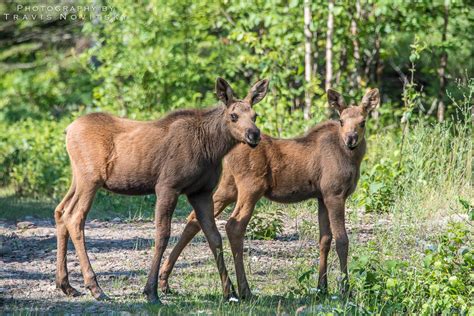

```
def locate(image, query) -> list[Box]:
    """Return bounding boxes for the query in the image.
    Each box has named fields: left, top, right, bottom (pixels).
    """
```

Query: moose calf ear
left=246, top=79, right=269, bottom=106
left=361, top=88, right=380, bottom=114
left=327, top=89, right=347, bottom=114
left=216, top=77, right=235, bottom=106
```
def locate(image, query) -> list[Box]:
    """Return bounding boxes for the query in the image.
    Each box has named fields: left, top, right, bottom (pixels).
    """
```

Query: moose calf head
left=327, top=88, right=380, bottom=150
left=216, top=78, right=269, bottom=148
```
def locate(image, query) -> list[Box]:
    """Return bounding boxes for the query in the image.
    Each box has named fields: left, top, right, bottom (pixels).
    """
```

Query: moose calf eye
left=252, top=114, right=258, bottom=122
left=360, top=121, right=366, bottom=128
left=230, top=113, right=239, bottom=122
left=339, top=119, right=344, bottom=126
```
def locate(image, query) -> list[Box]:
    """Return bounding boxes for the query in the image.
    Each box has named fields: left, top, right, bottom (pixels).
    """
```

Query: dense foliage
left=350, top=222, right=473, bottom=314
left=292, top=221, right=473, bottom=314
left=1, top=0, right=472, bottom=199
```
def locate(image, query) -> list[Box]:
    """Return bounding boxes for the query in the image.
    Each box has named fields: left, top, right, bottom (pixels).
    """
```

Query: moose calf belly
left=103, top=178, right=156, bottom=195
left=267, top=185, right=317, bottom=203
left=102, top=156, right=159, bottom=195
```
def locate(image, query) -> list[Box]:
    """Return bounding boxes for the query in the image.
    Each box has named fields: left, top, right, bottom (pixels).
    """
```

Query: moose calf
left=54, top=78, right=269, bottom=303
left=159, top=88, right=380, bottom=298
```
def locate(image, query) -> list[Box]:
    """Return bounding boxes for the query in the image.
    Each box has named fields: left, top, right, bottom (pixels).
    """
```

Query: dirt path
left=1, top=215, right=333, bottom=313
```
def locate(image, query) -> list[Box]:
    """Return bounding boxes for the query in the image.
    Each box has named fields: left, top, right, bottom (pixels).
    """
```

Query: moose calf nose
left=246, top=129, right=261, bottom=143
left=347, top=132, right=358, bottom=146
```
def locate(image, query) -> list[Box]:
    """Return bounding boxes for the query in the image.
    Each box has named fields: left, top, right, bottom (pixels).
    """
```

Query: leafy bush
left=247, top=204, right=284, bottom=240
left=354, top=157, right=399, bottom=213
left=1, top=119, right=70, bottom=200
left=350, top=221, right=473, bottom=315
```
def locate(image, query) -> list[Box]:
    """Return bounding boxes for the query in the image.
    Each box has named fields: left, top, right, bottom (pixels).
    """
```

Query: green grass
left=0, top=187, right=192, bottom=221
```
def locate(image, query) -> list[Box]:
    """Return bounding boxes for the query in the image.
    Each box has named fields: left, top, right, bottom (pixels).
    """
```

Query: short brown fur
left=160, top=88, right=380, bottom=298
left=54, top=78, right=269, bottom=303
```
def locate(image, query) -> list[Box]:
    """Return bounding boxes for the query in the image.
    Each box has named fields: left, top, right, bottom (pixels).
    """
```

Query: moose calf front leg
left=159, top=188, right=235, bottom=294
left=317, top=198, right=332, bottom=293
left=143, top=187, right=178, bottom=304
left=188, top=191, right=237, bottom=301
left=325, top=196, right=349, bottom=296
left=225, top=194, right=260, bottom=300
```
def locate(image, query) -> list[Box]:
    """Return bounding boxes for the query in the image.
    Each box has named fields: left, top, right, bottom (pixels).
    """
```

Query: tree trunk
left=304, top=0, right=313, bottom=120
left=335, top=46, right=347, bottom=85
left=373, top=22, right=381, bottom=83
left=325, top=0, right=334, bottom=92
left=312, top=29, right=319, bottom=78
left=350, top=0, right=361, bottom=88
left=437, top=2, right=449, bottom=122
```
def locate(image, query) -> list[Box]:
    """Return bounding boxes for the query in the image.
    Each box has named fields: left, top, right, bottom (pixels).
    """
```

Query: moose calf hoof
left=239, top=289, right=254, bottom=301
left=94, top=291, right=110, bottom=301
left=62, top=286, right=82, bottom=297
left=88, top=285, right=109, bottom=301
left=145, top=294, right=162, bottom=305
left=143, top=288, right=162, bottom=304
left=159, top=280, right=172, bottom=294
left=57, top=281, right=82, bottom=297
left=67, top=287, right=82, bottom=297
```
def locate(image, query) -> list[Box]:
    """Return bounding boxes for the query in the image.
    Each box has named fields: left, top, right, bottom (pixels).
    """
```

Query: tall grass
left=355, top=105, right=472, bottom=218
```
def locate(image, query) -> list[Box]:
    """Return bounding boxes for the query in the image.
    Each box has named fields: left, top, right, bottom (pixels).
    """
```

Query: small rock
left=24, top=216, right=34, bottom=220
left=111, top=217, right=122, bottom=223
left=17, top=221, right=36, bottom=229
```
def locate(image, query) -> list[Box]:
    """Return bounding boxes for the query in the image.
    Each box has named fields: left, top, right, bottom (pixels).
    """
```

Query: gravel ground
left=1, top=215, right=334, bottom=313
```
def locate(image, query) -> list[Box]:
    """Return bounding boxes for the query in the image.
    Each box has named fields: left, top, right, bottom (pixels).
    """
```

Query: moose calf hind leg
left=65, top=186, right=108, bottom=301
left=55, top=188, right=81, bottom=297
left=55, top=220, right=81, bottom=296
left=159, top=217, right=201, bottom=294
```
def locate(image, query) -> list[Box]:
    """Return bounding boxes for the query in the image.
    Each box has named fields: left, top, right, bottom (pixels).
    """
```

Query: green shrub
left=354, top=157, right=399, bottom=213
left=247, top=204, right=284, bottom=240
left=350, top=221, right=473, bottom=315
left=1, top=118, right=71, bottom=200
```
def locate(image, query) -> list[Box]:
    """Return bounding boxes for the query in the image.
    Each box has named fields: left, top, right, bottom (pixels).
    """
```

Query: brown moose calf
left=159, top=88, right=380, bottom=298
left=54, top=78, right=269, bottom=303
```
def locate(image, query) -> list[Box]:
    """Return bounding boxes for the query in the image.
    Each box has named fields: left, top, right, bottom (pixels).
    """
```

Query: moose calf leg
left=55, top=213, right=81, bottom=296
left=144, top=188, right=178, bottom=304
left=225, top=198, right=257, bottom=299
left=55, top=183, right=81, bottom=296
left=65, top=186, right=107, bottom=300
left=159, top=215, right=201, bottom=293
left=325, top=196, right=349, bottom=295
left=188, top=191, right=237, bottom=300
left=159, top=188, right=235, bottom=293
left=317, top=198, right=332, bottom=293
